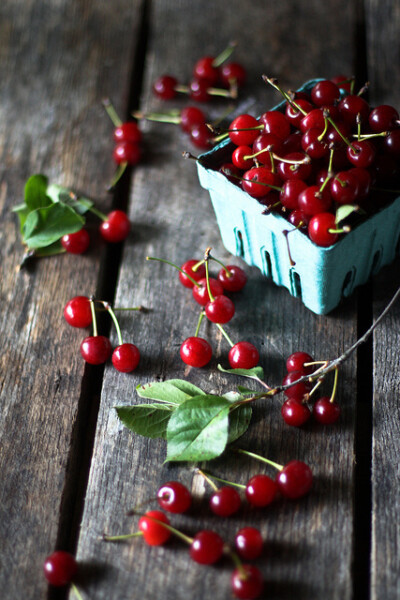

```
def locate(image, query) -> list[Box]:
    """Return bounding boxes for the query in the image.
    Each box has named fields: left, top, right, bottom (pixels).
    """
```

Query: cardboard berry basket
left=196, top=79, right=400, bottom=315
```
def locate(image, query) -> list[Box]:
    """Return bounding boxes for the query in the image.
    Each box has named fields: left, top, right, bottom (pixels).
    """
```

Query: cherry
left=112, top=343, right=140, bottom=372
left=331, top=74, right=353, bottom=93
left=229, top=114, right=261, bottom=146
left=308, top=212, right=339, bottom=247
left=218, top=265, right=247, bottom=292
left=232, top=145, right=254, bottom=170
left=180, top=106, right=207, bottom=133
left=189, top=122, right=213, bottom=149
left=113, top=121, right=142, bottom=144
left=280, top=179, right=308, bottom=210
left=153, top=74, right=178, bottom=100
left=220, top=162, right=243, bottom=184
left=311, top=80, right=341, bottom=107
left=228, top=342, right=259, bottom=369
left=338, top=94, right=370, bottom=126
left=235, top=527, right=263, bottom=560
left=313, top=396, right=341, bottom=424
left=64, top=296, right=92, bottom=328
left=43, top=551, right=78, bottom=587
left=297, top=185, right=332, bottom=216
left=193, top=56, right=220, bottom=85
left=210, top=486, right=241, bottom=517
left=288, top=208, right=309, bottom=230
left=61, top=228, right=90, bottom=254
left=189, top=78, right=213, bottom=102
left=138, top=510, right=171, bottom=546
left=346, top=139, right=376, bottom=168
left=220, top=62, right=247, bottom=88
left=157, top=481, right=192, bottom=513
left=282, top=370, right=312, bottom=399
left=330, top=170, right=359, bottom=205
left=286, top=351, right=314, bottom=375
left=192, top=277, right=224, bottom=305
left=80, top=335, right=112, bottom=365
left=189, top=530, right=225, bottom=564
left=231, top=565, right=263, bottom=600
left=180, top=337, right=212, bottom=367
left=260, top=110, right=291, bottom=140
left=276, top=460, right=313, bottom=499
left=368, top=104, right=399, bottom=132
left=245, top=474, right=278, bottom=507
left=348, top=167, right=371, bottom=200
left=251, top=132, right=284, bottom=166
left=301, top=128, right=329, bottom=159
left=384, top=129, right=400, bottom=156
left=277, top=152, right=312, bottom=182
left=205, top=295, right=235, bottom=324
left=300, top=108, right=326, bottom=133
left=285, top=98, right=313, bottom=128
left=281, top=398, right=311, bottom=427
left=242, top=166, right=276, bottom=198
left=99, top=210, right=130, bottom=243
left=112, top=141, right=141, bottom=165
left=178, top=259, right=206, bottom=288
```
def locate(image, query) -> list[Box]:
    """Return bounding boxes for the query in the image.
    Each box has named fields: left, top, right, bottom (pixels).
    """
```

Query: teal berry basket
left=196, top=79, right=400, bottom=315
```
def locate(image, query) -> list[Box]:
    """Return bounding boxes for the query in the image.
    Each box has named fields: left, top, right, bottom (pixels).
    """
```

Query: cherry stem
left=204, top=247, right=215, bottom=302
left=132, top=109, right=181, bottom=124
left=306, top=378, right=323, bottom=399
left=236, top=448, right=283, bottom=471
left=317, top=118, right=329, bottom=142
left=194, top=311, right=206, bottom=337
left=326, top=116, right=356, bottom=151
left=108, top=162, right=128, bottom=191
left=208, top=253, right=230, bottom=276
left=221, top=169, right=282, bottom=192
left=216, top=323, right=235, bottom=348
left=328, top=225, right=351, bottom=234
left=212, top=41, right=237, bottom=67
left=192, top=258, right=205, bottom=272
left=196, top=468, right=219, bottom=492
left=129, top=511, right=194, bottom=545
left=262, top=76, right=306, bottom=114
left=102, top=98, right=123, bottom=127
left=89, top=296, right=98, bottom=337
left=102, top=531, right=143, bottom=542
left=89, top=206, right=108, bottom=222
left=196, top=469, right=245, bottom=490
left=330, top=367, right=339, bottom=403
left=71, top=582, right=84, bottom=600
left=353, top=131, right=389, bottom=140
left=227, top=548, right=249, bottom=580
left=146, top=256, right=199, bottom=287
left=319, top=173, right=331, bottom=194
left=103, top=302, right=123, bottom=346
left=175, top=83, right=236, bottom=99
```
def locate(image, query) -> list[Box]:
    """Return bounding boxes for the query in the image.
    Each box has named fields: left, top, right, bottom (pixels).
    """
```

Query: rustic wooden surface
left=0, top=1, right=399, bottom=599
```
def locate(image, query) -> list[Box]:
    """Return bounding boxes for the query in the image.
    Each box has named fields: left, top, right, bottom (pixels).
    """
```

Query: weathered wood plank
left=0, top=1, right=143, bottom=597
left=74, top=1, right=359, bottom=599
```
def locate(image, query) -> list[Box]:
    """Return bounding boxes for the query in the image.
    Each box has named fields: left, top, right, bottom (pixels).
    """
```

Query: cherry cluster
left=61, top=209, right=131, bottom=255
left=63, top=295, right=141, bottom=373
left=281, top=351, right=341, bottom=427
left=148, top=250, right=260, bottom=370
left=216, top=77, right=400, bottom=247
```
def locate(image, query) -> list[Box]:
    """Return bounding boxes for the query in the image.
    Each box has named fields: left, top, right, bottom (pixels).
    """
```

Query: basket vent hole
left=264, top=250, right=272, bottom=277
left=290, top=270, right=302, bottom=299
left=396, top=232, right=400, bottom=255
left=235, top=229, right=245, bottom=258
left=371, top=248, right=382, bottom=275
left=342, top=268, right=356, bottom=297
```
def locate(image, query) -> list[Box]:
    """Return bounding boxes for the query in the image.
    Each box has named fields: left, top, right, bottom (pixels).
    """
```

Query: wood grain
left=0, top=1, right=143, bottom=597
left=73, top=1, right=359, bottom=599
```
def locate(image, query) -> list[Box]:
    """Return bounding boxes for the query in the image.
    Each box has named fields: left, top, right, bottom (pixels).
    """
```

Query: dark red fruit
left=190, top=123, right=213, bottom=149
left=99, top=210, right=130, bottom=243
left=218, top=265, right=247, bottom=292
left=220, top=62, right=247, bottom=88
left=286, top=351, right=314, bottom=375
left=189, top=530, right=224, bottom=564
left=245, top=474, right=278, bottom=507
left=178, top=259, right=206, bottom=288
left=308, top=212, right=339, bottom=247
left=368, top=104, right=399, bottom=132
left=157, top=481, right=192, bottom=513
left=277, top=152, right=312, bottom=182
left=282, top=370, right=312, bottom=399
left=192, top=278, right=224, bottom=305
left=210, top=486, right=241, bottom=517
left=228, top=342, right=259, bottom=369
left=281, top=398, right=311, bottom=427
left=260, top=110, right=291, bottom=140
left=153, top=75, right=178, bottom=100
left=297, top=185, right=332, bottom=217
left=64, top=296, right=92, bottom=328
left=112, top=142, right=141, bottom=165
left=313, top=396, right=341, bottom=424
left=231, top=564, right=263, bottom=599
left=113, top=121, right=142, bottom=144
left=193, top=56, right=220, bottom=86
left=180, top=106, right=206, bottom=133
left=242, top=166, right=275, bottom=198
left=61, top=228, right=90, bottom=254
left=80, top=335, right=112, bottom=365
left=205, top=295, right=235, bottom=324
left=346, top=140, right=376, bottom=168
left=180, top=337, right=212, bottom=368
left=43, top=551, right=78, bottom=587
left=235, top=527, right=263, bottom=560
left=338, top=94, right=370, bottom=126
left=112, top=343, right=140, bottom=372
left=138, top=510, right=171, bottom=546
left=311, top=80, right=341, bottom=107
left=276, top=460, right=313, bottom=499
left=229, top=114, right=260, bottom=146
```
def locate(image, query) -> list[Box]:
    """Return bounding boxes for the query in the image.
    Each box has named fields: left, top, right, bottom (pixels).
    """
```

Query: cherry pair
left=61, top=209, right=131, bottom=254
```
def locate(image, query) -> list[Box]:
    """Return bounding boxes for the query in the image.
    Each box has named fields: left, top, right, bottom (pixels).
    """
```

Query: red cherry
left=189, top=530, right=224, bottom=564
left=153, top=75, right=178, bottom=100
left=64, top=296, right=92, bottom=328
left=369, top=104, right=399, bottom=132
left=285, top=98, right=313, bottom=128
left=80, top=336, right=112, bottom=365
left=205, top=295, right=235, bottom=324
left=157, top=481, right=192, bottom=513
left=338, top=94, right=370, bottom=126
left=282, top=370, right=312, bottom=399
left=218, top=265, right=247, bottom=292
left=61, top=228, right=90, bottom=254
left=313, top=396, right=341, bottom=424
left=99, top=210, right=130, bottom=243
left=330, top=171, right=359, bottom=205
left=180, top=337, right=212, bottom=368
left=297, top=185, right=332, bottom=217
left=242, top=166, right=275, bottom=198
left=346, top=140, right=376, bottom=168
left=235, top=527, right=263, bottom=560
left=112, top=141, right=141, bottom=165
left=229, top=114, right=260, bottom=146
left=311, top=80, right=341, bottom=107
left=190, top=123, right=213, bottom=149
left=276, top=461, right=313, bottom=499
left=277, top=152, right=312, bottom=182
left=180, top=106, right=206, bottom=133
left=245, top=474, right=278, bottom=507
left=228, top=342, right=259, bottom=369
left=112, top=343, right=140, bottom=372
left=308, top=212, right=339, bottom=247
left=138, top=510, right=171, bottom=546
left=286, top=351, right=314, bottom=374
left=280, top=179, right=308, bottom=210
left=232, top=145, right=254, bottom=170
left=193, top=56, right=220, bottom=85
left=260, top=110, right=291, bottom=139
left=281, top=398, right=311, bottom=427
left=113, top=121, right=142, bottom=144
left=210, top=486, right=241, bottom=517
left=220, top=62, right=247, bottom=88
left=178, top=259, right=206, bottom=288
left=192, top=278, right=224, bottom=305
left=231, top=564, right=263, bottom=600
left=331, top=74, right=352, bottom=93
left=189, top=78, right=212, bottom=102
left=43, top=551, right=78, bottom=587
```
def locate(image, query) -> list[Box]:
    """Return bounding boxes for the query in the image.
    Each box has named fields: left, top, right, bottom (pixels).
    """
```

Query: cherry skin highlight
left=209, top=486, right=241, bottom=517
left=276, top=460, right=313, bottom=499
left=218, top=265, right=247, bottom=292
left=313, top=396, right=341, bottom=424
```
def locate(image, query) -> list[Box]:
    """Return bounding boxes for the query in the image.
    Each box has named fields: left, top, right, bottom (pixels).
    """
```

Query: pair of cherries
left=60, top=209, right=131, bottom=254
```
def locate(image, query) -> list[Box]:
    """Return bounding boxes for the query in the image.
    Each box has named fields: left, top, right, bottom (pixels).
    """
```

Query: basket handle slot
left=289, top=269, right=302, bottom=299
left=234, top=228, right=245, bottom=258
left=342, top=268, right=356, bottom=298
left=262, top=249, right=272, bottom=277
left=370, top=247, right=383, bottom=276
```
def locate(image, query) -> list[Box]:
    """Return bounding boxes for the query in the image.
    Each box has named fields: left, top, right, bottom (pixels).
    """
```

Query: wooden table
left=1, top=1, right=399, bottom=598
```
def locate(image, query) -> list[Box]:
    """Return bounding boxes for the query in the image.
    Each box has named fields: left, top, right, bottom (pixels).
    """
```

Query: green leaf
left=166, top=395, right=230, bottom=462
left=34, top=240, right=65, bottom=257
left=237, top=385, right=257, bottom=395
left=335, top=204, right=358, bottom=224
left=136, top=379, right=205, bottom=406
left=115, top=404, right=172, bottom=439
left=228, top=404, right=252, bottom=444
left=23, top=202, right=85, bottom=249
left=24, top=174, right=51, bottom=211
left=218, top=364, right=265, bottom=380
left=47, top=184, right=93, bottom=214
